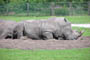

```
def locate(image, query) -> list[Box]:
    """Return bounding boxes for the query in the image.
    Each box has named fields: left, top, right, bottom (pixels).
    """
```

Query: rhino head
left=71, top=30, right=84, bottom=40
left=64, top=29, right=84, bottom=40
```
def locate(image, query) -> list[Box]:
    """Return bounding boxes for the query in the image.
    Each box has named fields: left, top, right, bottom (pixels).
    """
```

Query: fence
left=0, top=2, right=89, bottom=16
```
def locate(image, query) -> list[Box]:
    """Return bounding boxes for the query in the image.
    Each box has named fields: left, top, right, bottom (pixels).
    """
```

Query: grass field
left=0, top=16, right=90, bottom=24
left=66, top=16, right=90, bottom=24
left=0, top=48, right=90, bottom=60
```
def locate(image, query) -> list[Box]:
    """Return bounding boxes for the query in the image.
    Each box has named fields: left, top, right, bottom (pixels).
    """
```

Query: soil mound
left=0, top=36, right=90, bottom=50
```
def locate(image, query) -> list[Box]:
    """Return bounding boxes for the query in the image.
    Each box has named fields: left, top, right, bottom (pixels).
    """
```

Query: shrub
left=55, top=8, right=69, bottom=16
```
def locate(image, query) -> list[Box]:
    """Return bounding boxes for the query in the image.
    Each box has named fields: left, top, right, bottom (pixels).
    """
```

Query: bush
left=55, top=8, right=69, bottom=16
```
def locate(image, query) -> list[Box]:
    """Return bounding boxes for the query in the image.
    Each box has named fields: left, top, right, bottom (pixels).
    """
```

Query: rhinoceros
left=0, top=20, right=18, bottom=39
left=21, top=17, right=83, bottom=40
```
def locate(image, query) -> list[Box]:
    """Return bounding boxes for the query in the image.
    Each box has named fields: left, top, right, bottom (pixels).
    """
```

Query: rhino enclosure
left=0, top=2, right=89, bottom=16
left=0, top=0, right=90, bottom=50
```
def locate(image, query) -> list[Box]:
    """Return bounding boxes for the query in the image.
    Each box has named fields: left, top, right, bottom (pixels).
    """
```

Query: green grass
left=0, top=16, right=50, bottom=22
left=0, top=48, right=90, bottom=60
left=0, top=16, right=90, bottom=24
left=66, top=16, right=90, bottom=24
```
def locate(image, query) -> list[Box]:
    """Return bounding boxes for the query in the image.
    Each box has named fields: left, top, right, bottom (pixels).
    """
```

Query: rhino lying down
left=0, top=19, right=25, bottom=39
left=17, top=17, right=84, bottom=40
left=0, top=17, right=84, bottom=40
left=0, top=20, right=18, bottom=39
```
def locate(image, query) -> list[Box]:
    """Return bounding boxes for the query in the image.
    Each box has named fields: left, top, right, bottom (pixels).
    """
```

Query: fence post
left=6, top=0, right=9, bottom=16
left=50, top=2, right=55, bottom=16
left=69, top=2, right=73, bottom=16
left=26, top=2, right=30, bottom=16
left=88, top=1, right=90, bottom=15
left=6, top=6, right=9, bottom=16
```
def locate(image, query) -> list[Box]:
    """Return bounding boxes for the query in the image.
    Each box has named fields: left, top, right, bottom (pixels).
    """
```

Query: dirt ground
left=0, top=36, right=90, bottom=50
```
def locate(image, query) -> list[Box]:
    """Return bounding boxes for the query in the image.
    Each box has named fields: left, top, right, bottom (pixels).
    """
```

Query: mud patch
left=0, top=36, right=90, bottom=50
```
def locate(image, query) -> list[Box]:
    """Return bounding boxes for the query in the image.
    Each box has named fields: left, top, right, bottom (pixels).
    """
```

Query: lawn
left=0, top=48, right=90, bottom=60
left=0, top=16, right=50, bottom=22
left=66, top=16, right=90, bottom=24
left=0, top=16, right=90, bottom=24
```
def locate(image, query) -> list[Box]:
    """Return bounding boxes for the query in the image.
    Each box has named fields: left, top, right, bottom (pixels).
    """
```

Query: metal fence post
left=69, top=2, right=73, bottom=16
left=50, top=2, right=55, bottom=16
left=88, top=1, right=90, bottom=15
left=26, top=2, right=30, bottom=16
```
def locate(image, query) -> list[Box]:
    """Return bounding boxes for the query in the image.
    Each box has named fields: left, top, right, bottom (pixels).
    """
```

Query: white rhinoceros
left=19, top=17, right=83, bottom=40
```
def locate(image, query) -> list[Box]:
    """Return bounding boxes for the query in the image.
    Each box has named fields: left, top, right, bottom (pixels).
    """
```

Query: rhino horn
left=80, top=30, right=85, bottom=35
left=77, top=30, right=85, bottom=40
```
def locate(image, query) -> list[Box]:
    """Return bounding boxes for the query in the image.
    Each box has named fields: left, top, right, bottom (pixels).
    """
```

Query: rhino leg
left=14, top=23, right=24, bottom=39
left=42, top=32, right=54, bottom=40
left=0, top=33, right=6, bottom=39
left=58, top=37, right=64, bottom=40
left=0, top=30, right=10, bottom=39
left=16, top=28, right=23, bottom=39
left=26, top=33, right=41, bottom=40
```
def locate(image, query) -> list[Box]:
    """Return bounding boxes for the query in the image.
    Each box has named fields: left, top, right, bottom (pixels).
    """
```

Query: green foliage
left=0, top=0, right=5, bottom=5
left=0, top=0, right=89, bottom=4
left=55, top=8, right=69, bottom=16
left=0, top=2, right=88, bottom=16
left=7, top=2, right=26, bottom=13
left=0, top=0, right=89, bottom=16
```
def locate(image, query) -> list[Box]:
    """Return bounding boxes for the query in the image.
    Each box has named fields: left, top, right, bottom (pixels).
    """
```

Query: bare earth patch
left=0, top=36, right=90, bottom=50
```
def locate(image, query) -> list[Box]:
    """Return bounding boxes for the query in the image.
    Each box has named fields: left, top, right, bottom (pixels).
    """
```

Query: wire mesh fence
left=0, top=2, right=89, bottom=16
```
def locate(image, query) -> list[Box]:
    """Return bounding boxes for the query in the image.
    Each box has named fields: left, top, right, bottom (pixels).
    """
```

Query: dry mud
left=0, top=36, right=90, bottom=50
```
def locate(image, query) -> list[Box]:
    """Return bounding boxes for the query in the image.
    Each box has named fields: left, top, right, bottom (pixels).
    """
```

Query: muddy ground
left=0, top=36, right=90, bottom=50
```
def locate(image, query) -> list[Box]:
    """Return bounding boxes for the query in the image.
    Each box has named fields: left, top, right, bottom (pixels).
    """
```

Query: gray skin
left=48, top=17, right=81, bottom=40
left=23, top=20, right=57, bottom=40
left=22, top=17, right=82, bottom=40
left=46, top=17, right=82, bottom=40
left=13, top=21, right=24, bottom=39
left=0, top=20, right=18, bottom=39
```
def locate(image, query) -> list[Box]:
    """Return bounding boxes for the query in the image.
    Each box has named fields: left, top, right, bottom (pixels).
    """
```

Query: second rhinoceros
left=0, top=20, right=18, bottom=39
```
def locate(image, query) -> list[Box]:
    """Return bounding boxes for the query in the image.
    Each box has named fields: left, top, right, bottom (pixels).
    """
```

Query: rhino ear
left=64, top=18, right=67, bottom=22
